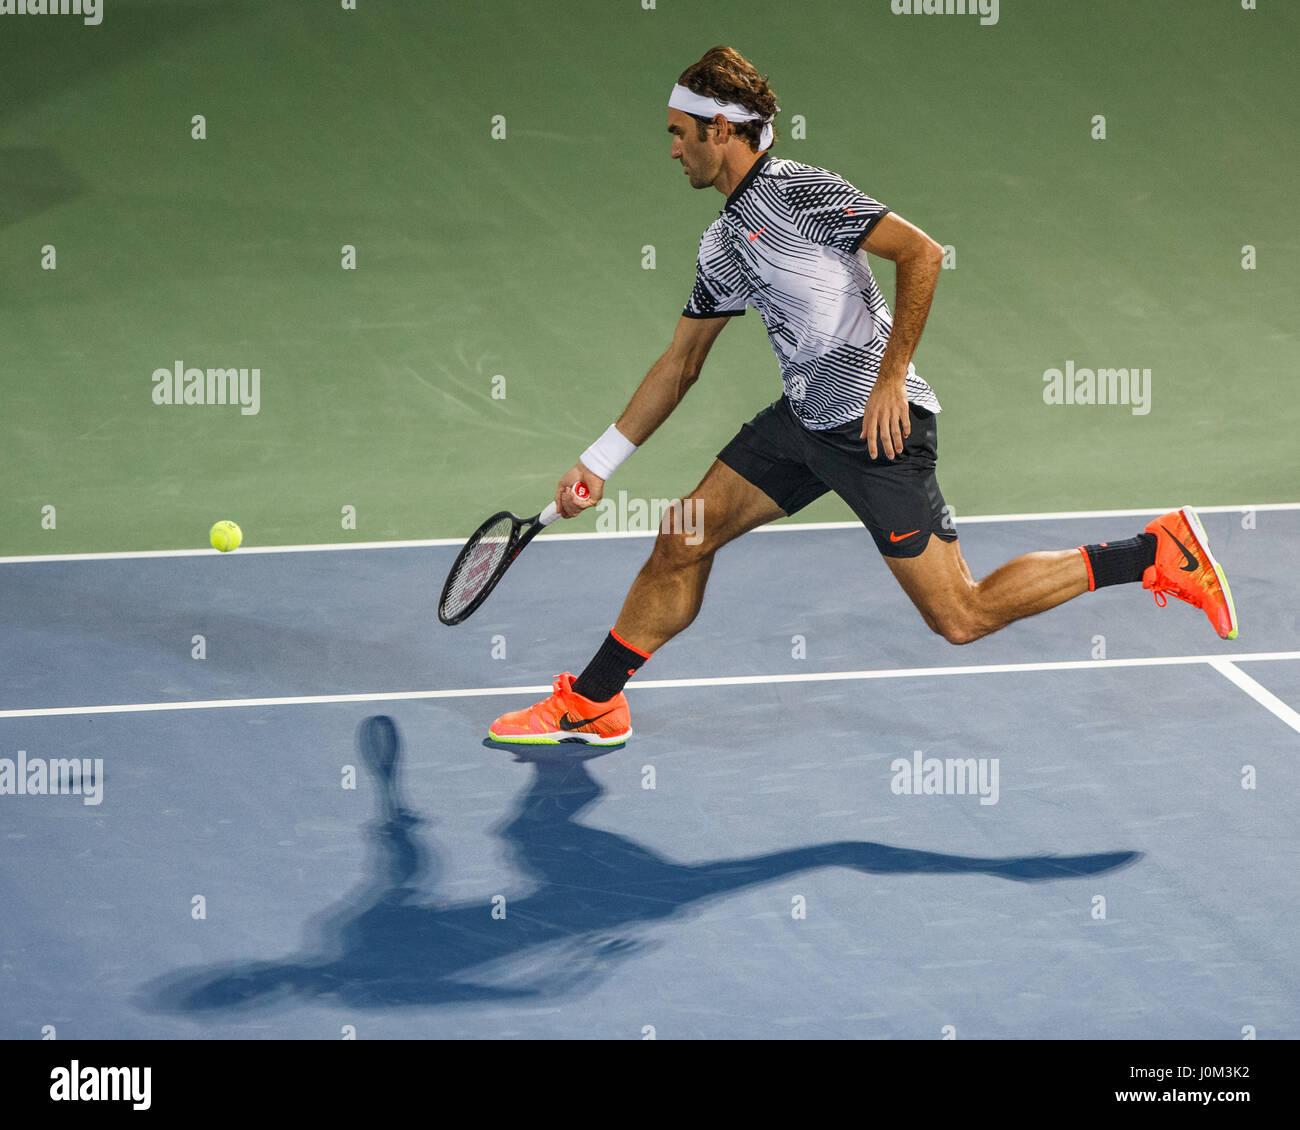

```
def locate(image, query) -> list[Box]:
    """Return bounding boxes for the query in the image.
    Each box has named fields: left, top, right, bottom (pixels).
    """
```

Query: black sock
left=573, top=631, right=650, bottom=702
left=1080, top=532, right=1157, bottom=589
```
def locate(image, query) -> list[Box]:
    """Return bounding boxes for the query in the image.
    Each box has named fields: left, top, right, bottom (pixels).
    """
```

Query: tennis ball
left=209, top=520, right=242, bottom=552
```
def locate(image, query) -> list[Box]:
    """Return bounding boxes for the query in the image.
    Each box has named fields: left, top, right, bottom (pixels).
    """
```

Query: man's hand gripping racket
left=438, top=481, right=592, bottom=626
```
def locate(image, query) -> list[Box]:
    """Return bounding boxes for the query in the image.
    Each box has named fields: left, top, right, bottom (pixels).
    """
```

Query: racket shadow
left=136, top=716, right=1142, bottom=1016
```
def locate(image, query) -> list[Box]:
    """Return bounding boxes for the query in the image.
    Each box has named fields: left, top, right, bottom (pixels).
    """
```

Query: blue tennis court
left=2, top=507, right=1296, bottom=1039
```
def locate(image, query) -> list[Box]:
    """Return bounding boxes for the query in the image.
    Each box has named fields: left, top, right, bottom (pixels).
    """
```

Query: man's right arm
left=616, top=314, right=732, bottom=444
left=556, top=314, right=732, bottom=516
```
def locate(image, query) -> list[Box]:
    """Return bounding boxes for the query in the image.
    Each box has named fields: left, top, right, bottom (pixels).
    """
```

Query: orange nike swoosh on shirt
left=748, top=226, right=766, bottom=241
left=889, top=529, right=920, bottom=543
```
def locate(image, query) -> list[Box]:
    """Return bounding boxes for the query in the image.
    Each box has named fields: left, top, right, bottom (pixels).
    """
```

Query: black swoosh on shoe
left=1161, top=525, right=1200, bottom=572
left=558, top=709, right=615, bottom=731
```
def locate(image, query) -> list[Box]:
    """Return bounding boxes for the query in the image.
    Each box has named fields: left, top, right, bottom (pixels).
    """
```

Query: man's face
left=667, top=108, right=721, bottom=190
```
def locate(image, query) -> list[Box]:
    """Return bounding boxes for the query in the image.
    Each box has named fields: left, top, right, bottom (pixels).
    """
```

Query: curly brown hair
left=676, top=46, right=779, bottom=153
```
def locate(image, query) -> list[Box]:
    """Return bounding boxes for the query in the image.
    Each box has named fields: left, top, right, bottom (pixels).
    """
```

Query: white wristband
left=579, top=424, right=638, bottom=481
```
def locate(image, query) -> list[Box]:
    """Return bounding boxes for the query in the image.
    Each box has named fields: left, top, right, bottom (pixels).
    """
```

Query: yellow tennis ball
left=209, top=520, right=242, bottom=552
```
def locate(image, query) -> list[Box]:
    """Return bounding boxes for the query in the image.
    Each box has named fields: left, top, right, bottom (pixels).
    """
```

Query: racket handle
left=539, top=483, right=589, bottom=528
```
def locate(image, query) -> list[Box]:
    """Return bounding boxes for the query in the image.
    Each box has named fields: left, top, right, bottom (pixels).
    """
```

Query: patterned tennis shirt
left=683, top=151, right=941, bottom=429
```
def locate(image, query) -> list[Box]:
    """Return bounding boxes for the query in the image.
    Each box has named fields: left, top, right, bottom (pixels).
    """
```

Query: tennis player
left=489, top=46, right=1237, bottom=746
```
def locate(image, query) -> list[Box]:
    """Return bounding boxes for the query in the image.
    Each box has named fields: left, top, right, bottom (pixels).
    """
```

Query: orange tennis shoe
left=488, top=673, right=632, bottom=745
left=1143, top=506, right=1238, bottom=640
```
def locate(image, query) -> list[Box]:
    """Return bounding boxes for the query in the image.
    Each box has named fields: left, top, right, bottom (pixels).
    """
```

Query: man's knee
left=922, top=604, right=985, bottom=646
left=649, top=500, right=712, bottom=569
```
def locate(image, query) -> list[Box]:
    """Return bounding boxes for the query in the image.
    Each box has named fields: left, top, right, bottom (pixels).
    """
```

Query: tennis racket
left=438, top=483, right=588, bottom=626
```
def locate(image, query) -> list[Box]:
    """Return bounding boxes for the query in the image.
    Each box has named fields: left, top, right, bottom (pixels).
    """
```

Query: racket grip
left=540, top=483, right=589, bottom=527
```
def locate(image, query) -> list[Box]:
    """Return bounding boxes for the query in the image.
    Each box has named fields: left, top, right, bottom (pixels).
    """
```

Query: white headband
left=668, top=83, right=777, bottom=151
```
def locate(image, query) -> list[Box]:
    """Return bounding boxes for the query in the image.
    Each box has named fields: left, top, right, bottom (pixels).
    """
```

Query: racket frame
left=437, top=508, right=547, bottom=625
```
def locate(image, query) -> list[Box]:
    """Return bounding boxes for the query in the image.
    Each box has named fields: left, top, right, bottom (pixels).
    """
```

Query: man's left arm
left=859, top=212, right=944, bottom=459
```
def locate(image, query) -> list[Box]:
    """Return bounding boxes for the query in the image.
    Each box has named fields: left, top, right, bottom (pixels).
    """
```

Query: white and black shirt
left=683, top=152, right=942, bottom=430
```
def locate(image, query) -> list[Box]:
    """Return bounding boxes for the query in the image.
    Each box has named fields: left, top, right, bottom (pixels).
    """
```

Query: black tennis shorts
left=718, top=396, right=958, bottom=559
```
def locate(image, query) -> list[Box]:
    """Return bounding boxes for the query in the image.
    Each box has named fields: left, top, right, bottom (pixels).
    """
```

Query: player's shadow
left=138, top=716, right=1142, bottom=1014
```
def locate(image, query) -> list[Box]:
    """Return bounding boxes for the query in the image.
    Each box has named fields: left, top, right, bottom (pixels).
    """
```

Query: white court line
left=2, top=651, right=1297, bottom=720
left=1, top=502, right=1296, bottom=564
left=1207, top=658, right=1300, bottom=735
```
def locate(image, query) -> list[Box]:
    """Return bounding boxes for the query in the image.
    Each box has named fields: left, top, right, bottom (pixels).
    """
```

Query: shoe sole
left=486, top=727, right=632, bottom=747
left=1179, top=505, right=1238, bottom=640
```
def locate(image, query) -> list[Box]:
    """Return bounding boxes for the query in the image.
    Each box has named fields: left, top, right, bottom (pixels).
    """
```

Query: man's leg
left=885, top=506, right=1239, bottom=644
left=608, top=459, right=786, bottom=654
left=487, top=460, right=786, bottom=744
left=884, top=534, right=1090, bottom=645
left=807, top=403, right=1234, bottom=644
left=567, top=459, right=786, bottom=704
left=805, top=405, right=1097, bottom=645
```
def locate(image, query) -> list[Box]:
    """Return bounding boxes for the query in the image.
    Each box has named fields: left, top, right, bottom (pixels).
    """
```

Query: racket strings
left=441, top=515, right=514, bottom=620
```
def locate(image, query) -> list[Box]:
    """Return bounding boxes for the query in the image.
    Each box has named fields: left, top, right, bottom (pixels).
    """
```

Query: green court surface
left=2, top=0, right=1296, bottom=556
